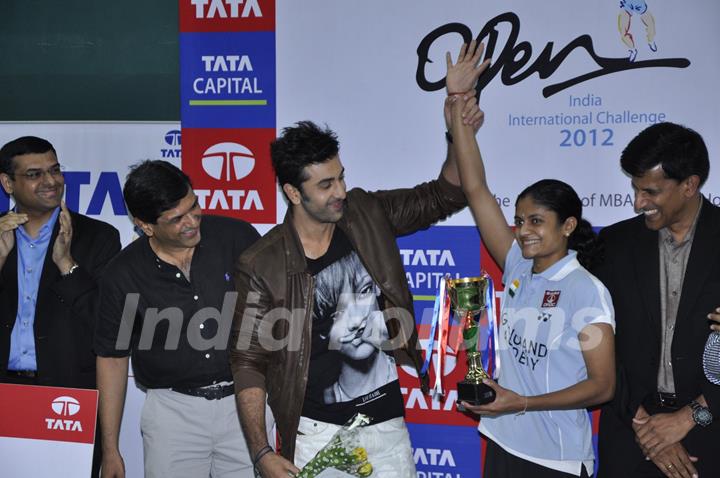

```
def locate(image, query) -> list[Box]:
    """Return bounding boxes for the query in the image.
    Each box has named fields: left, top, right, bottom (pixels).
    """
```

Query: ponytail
left=569, top=218, right=603, bottom=270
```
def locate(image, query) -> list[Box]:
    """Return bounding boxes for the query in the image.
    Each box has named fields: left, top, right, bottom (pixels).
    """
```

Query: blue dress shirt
left=8, top=207, right=60, bottom=371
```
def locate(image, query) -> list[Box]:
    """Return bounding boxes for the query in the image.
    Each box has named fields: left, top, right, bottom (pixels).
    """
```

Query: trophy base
left=457, top=380, right=496, bottom=405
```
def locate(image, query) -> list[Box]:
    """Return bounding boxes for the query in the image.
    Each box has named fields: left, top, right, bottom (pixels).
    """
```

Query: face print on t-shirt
left=313, top=251, right=397, bottom=404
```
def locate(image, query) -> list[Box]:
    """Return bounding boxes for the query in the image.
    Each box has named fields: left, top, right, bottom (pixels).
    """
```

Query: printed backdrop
left=1, top=1, right=719, bottom=476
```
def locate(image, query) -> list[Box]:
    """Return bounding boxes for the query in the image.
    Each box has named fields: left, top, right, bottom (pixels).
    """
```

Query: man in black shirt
left=95, top=161, right=260, bottom=478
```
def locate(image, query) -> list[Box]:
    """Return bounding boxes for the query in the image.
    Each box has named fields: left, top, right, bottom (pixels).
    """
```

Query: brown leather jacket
left=229, top=174, right=467, bottom=461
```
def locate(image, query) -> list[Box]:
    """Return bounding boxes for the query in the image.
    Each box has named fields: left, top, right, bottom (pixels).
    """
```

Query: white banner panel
left=0, top=123, right=181, bottom=243
left=275, top=0, right=720, bottom=228
left=0, top=384, right=97, bottom=477
left=1, top=1, right=719, bottom=476
left=0, top=123, right=178, bottom=477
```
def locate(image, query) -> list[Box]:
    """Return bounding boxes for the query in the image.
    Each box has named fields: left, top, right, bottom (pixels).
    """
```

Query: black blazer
left=596, top=198, right=720, bottom=476
left=0, top=211, right=120, bottom=389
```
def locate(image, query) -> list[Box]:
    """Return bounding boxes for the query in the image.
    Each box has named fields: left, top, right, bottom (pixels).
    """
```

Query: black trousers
left=484, top=438, right=592, bottom=478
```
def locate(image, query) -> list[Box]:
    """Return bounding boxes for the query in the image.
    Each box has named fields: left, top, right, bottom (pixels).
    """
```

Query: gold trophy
left=447, top=276, right=496, bottom=405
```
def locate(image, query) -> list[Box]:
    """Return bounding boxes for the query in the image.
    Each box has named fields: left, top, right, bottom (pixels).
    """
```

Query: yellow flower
left=351, top=447, right=368, bottom=463
left=357, top=463, right=373, bottom=477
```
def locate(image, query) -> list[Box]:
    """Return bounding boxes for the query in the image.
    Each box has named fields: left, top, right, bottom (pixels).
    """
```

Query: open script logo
left=201, top=142, right=255, bottom=181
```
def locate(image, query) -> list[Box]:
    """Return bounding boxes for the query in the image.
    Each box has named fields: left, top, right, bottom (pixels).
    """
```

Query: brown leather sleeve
left=369, top=174, right=467, bottom=236
left=229, top=255, right=273, bottom=392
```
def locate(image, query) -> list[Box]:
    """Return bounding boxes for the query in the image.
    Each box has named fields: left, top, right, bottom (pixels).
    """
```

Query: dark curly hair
left=270, top=121, right=339, bottom=193
left=516, top=179, right=602, bottom=271
left=621, top=122, right=709, bottom=186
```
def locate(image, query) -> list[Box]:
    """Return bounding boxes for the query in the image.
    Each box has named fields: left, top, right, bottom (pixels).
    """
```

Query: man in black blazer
left=0, top=136, right=121, bottom=476
left=597, top=123, right=719, bottom=478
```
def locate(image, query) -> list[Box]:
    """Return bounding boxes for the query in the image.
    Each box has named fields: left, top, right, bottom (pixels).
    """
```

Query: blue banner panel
left=396, top=225, right=481, bottom=303
left=408, top=422, right=482, bottom=478
left=396, top=226, right=484, bottom=427
left=180, top=31, right=276, bottom=128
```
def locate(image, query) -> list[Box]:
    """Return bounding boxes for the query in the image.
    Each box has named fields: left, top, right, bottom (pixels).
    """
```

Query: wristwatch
left=689, top=400, right=713, bottom=427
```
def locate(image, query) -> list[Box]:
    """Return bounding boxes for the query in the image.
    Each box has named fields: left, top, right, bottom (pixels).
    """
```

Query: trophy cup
left=447, top=276, right=496, bottom=405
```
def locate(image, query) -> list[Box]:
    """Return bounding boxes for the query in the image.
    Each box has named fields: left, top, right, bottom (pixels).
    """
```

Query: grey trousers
left=140, top=389, right=253, bottom=478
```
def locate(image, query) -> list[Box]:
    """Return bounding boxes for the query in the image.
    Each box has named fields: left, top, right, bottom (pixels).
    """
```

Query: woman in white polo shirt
left=446, top=66, right=615, bottom=477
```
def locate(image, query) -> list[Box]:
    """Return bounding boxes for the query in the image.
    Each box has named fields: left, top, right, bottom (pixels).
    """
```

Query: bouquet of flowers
left=297, top=414, right=374, bottom=477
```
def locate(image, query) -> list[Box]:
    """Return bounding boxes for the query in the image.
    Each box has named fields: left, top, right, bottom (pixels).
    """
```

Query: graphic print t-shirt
left=302, top=228, right=404, bottom=425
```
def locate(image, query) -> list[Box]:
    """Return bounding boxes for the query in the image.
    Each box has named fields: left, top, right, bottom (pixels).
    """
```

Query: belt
left=172, top=383, right=235, bottom=400
left=644, top=392, right=680, bottom=412
left=6, top=370, right=38, bottom=378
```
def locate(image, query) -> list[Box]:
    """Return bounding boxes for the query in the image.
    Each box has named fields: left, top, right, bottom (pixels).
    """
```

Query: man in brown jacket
left=230, top=43, right=487, bottom=478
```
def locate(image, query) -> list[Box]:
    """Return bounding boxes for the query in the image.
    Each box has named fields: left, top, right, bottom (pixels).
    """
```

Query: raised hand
left=51, top=201, right=76, bottom=274
left=0, top=211, right=28, bottom=263
left=445, top=40, right=490, bottom=95
left=444, top=91, right=485, bottom=133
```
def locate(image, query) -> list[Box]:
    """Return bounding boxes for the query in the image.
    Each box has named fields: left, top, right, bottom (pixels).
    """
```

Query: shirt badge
left=508, top=279, right=520, bottom=298
left=541, top=290, right=561, bottom=308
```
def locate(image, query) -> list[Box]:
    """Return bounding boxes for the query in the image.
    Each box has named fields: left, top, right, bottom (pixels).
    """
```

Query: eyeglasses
left=9, top=164, right=65, bottom=181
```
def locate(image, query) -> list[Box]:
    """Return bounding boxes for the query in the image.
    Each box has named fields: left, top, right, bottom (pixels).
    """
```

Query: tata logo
left=413, top=448, right=457, bottom=467
left=193, top=55, right=262, bottom=95
left=201, top=142, right=255, bottom=181
left=400, top=249, right=456, bottom=267
left=195, top=142, right=263, bottom=211
left=164, top=130, right=181, bottom=146
left=201, top=55, right=253, bottom=72
left=191, top=0, right=262, bottom=19
left=45, top=396, right=83, bottom=432
left=162, top=130, right=182, bottom=159
left=51, top=396, right=80, bottom=416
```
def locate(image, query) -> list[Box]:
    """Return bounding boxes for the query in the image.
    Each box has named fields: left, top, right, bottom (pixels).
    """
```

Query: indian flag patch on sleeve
left=508, top=279, right=520, bottom=298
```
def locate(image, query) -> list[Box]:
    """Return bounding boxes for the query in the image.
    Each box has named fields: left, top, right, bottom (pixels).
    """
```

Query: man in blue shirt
left=0, top=136, right=121, bottom=477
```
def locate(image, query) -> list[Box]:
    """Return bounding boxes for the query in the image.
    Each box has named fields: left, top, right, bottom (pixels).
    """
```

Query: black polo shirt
left=94, top=215, right=259, bottom=389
